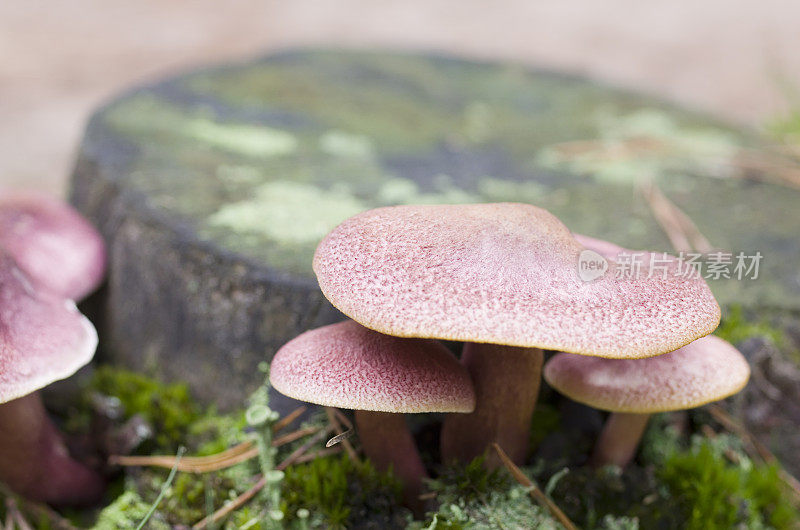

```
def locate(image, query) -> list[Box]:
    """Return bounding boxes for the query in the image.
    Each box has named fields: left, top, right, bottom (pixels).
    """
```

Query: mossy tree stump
left=71, top=50, right=800, bottom=408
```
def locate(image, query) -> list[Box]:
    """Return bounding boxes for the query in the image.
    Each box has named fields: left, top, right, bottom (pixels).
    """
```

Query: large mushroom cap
left=0, top=193, right=106, bottom=300
left=270, top=320, right=475, bottom=413
left=0, top=251, right=98, bottom=403
left=314, top=203, right=720, bottom=358
left=543, top=335, right=750, bottom=413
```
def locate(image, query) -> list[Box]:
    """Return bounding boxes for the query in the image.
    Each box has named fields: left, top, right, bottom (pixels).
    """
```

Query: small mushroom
left=313, top=203, right=721, bottom=465
left=0, top=192, right=106, bottom=300
left=269, top=320, right=475, bottom=512
left=0, top=251, right=104, bottom=505
left=544, top=335, right=750, bottom=467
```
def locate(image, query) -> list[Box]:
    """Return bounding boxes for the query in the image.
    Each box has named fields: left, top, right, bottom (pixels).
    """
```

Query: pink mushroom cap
left=0, top=192, right=106, bottom=300
left=270, top=320, right=475, bottom=413
left=0, top=251, right=98, bottom=403
left=313, top=203, right=720, bottom=359
left=543, top=335, right=750, bottom=413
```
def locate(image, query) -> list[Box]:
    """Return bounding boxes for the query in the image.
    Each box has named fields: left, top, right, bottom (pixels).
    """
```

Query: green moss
left=598, top=514, right=640, bottom=530
left=207, top=180, right=367, bottom=245
left=659, top=439, right=798, bottom=529
left=319, top=130, right=376, bottom=159
left=92, top=490, right=170, bottom=529
left=89, top=366, right=201, bottom=450
left=544, top=428, right=799, bottom=530
left=184, top=118, right=298, bottom=157
left=190, top=410, right=249, bottom=456
left=429, top=456, right=511, bottom=503
left=68, top=367, right=799, bottom=530
left=413, top=485, right=561, bottom=530
left=281, top=454, right=406, bottom=529
left=415, top=457, right=560, bottom=529
left=536, top=108, right=740, bottom=185
left=548, top=464, right=681, bottom=529
left=107, top=96, right=298, bottom=158
left=186, top=58, right=463, bottom=152
left=714, top=305, right=786, bottom=346
left=134, top=470, right=240, bottom=526
left=638, top=413, right=683, bottom=466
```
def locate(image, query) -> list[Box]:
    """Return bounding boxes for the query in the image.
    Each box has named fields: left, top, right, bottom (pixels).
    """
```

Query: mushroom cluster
left=0, top=192, right=107, bottom=505
left=271, top=201, right=749, bottom=504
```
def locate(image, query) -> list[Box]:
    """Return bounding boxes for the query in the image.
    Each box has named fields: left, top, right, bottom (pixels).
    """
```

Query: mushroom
left=269, top=320, right=475, bottom=512
left=313, top=203, right=720, bottom=465
left=0, top=192, right=106, bottom=300
left=0, top=250, right=104, bottom=505
left=544, top=335, right=750, bottom=468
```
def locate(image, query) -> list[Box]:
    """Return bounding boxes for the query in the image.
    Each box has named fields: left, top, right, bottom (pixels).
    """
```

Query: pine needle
left=110, top=424, right=321, bottom=473
left=192, top=475, right=266, bottom=530
left=110, top=440, right=255, bottom=470
left=707, top=404, right=800, bottom=499
left=294, top=446, right=343, bottom=464
left=136, top=446, right=185, bottom=530
left=272, top=406, right=307, bottom=433
left=277, top=426, right=335, bottom=471
left=273, top=426, right=321, bottom=447
left=492, top=443, right=577, bottom=530
left=191, top=445, right=341, bottom=529
left=0, top=484, right=76, bottom=530
left=640, top=181, right=714, bottom=254
left=325, top=408, right=359, bottom=463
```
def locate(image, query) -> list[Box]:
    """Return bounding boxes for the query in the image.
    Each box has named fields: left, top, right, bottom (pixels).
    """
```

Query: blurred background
left=2, top=0, right=799, bottom=195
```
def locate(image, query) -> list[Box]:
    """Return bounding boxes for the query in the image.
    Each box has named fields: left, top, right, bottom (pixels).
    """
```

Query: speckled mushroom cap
left=313, top=203, right=720, bottom=359
left=543, top=335, right=750, bottom=413
left=0, top=251, right=99, bottom=403
left=0, top=193, right=106, bottom=300
left=270, top=320, right=475, bottom=413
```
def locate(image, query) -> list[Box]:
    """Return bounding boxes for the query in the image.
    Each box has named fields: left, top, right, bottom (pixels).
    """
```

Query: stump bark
left=70, top=50, right=800, bottom=408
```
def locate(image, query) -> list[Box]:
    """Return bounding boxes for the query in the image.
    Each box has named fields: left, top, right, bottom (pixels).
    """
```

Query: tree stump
left=70, top=50, right=800, bottom=408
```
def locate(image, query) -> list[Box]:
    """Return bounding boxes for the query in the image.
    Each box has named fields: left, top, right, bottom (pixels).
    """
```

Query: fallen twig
left=192, top=475, right=266, bottom=530
left=11, top=508, right=33, bottom=530
left=707, top=404, right=800, bottom=499
left=4, top=498, right=33, bottom=530
left=331, top=407, right=354, bottom=430
left=273, top=426, right=321, bottom=447
left=640, top=181, right=714, bottom=254
left=110, top=424, right=322, bottom=473
left=731, top=148, right=800, bottom=189
left=492, top=443, right=577, bottom=530
left=325, top=408, right=359, bottom=463
left=110, top=440, right=255, bottom=471
left=192, top=444, right=341, bottom=529
left=293, top=446, right=343, bottom=465
left=277, top=425, right=335, bottom=471
left=0, top=484, right=77, bottom=530
left=700, top=424, right=742, bottom=464
left=272, top=406, right=307, bottom=433
left=546, top=136, right=800, bottom=190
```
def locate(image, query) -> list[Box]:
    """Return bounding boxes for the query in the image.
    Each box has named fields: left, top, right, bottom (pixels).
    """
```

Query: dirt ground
left=1, top=1, right=799, bottom=194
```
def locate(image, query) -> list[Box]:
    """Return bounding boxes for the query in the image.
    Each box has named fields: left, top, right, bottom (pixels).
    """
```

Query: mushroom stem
left=0, top=393, right=104, bottom=506
left=440, top=344, right=543, bottom=467
left=354, top=410, right=427, bottom=515
left=590, top=412, right=651, bottom=468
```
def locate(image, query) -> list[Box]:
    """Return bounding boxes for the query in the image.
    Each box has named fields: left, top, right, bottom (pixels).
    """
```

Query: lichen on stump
left=70, top=49, right=800, bottom=408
